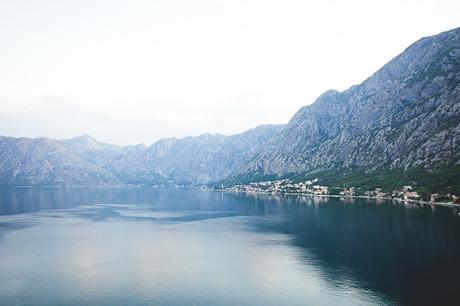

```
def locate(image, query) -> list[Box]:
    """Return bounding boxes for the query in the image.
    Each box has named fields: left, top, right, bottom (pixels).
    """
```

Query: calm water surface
left=0, top=187, right=459, bottom=305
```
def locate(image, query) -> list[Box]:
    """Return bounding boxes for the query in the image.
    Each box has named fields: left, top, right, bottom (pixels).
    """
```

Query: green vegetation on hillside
left=295, top=166, right=460, bottom=195
left=217, top=166, right=460, bottom=199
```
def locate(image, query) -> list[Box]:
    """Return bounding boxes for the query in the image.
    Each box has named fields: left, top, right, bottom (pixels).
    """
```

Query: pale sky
left=0, top=0, right=459, bottom=145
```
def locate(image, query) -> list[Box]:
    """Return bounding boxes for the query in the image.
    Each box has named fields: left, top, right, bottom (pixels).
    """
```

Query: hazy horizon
left=1, top=0, right=459, bottom=145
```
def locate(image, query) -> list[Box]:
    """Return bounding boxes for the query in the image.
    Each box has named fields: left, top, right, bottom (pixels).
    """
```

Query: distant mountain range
left=1, top=27, right=459, bottom=190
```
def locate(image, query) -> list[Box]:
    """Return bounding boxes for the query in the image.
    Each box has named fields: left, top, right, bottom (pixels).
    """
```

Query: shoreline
left=1, top=185, right=458, bottom=209
left=217, top=189, right=460, bottom=208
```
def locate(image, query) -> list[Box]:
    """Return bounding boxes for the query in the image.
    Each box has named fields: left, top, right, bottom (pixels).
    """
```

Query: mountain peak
left=63, top=134, right=120, bottom=153
left=250, top=26, right=460, bottom=177
left=63, top=134, right=98, bottom=145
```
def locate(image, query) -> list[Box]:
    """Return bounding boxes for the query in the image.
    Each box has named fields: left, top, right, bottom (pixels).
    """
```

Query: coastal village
left=218, top=179, right=460, bottom=205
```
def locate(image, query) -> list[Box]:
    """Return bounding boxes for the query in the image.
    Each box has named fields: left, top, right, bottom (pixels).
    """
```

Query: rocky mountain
left=62, top=134, right=122, bottom=162
left=0, top=136, right=122, bottom=186
left=103, top=124, right=285, bottom=185
left=61, top=135, right=125, bottom=171
left=0, top=125, right=283, bottom=186
left=0, top=27, right=459, bottom=187
left=241, top=26, right=460, bottom=177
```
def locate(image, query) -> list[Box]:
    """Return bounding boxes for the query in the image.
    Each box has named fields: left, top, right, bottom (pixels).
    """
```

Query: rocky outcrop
left=0, top=136, right=122, bottom=186
left=108, top=124, right=285, bottom=184
left=242, top=27, right=460, bottom=176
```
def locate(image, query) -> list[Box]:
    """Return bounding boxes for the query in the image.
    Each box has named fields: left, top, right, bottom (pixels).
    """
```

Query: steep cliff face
left=108, top=124, right=284, bottom=184
left=242, top=27, right=460, bottom=176
left=0, top=136, right=122, bottom=186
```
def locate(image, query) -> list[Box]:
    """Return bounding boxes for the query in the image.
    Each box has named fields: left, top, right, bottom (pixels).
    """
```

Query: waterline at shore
left=217, top=189, right=460, bottom=208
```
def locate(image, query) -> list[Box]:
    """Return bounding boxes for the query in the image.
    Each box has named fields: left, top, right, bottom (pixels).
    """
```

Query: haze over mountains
left=1, top=27, right=459, bottom=187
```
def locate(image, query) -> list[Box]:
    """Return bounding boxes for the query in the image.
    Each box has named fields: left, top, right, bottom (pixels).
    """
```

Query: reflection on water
left=0, top=187, right=459, bottom=305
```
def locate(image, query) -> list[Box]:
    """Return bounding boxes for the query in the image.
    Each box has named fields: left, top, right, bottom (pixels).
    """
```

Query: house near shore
left=313, top=185, right=328, bottom=195
left=365, top=188, right=386, bottom=198
left=404, top=191, right=420, bottom=200
left=339, top=187, right=355, bottom=196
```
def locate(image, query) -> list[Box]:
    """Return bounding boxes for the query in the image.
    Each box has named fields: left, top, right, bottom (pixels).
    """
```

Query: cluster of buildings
left=220, top=180, right=459, bottom=205
left=340, top=187, right=356, bottom=197
left=390, top=186, right=421, bottom=200
left=363, top=186, right=421, bottom=200
left=224, top=179, right=328, bottom=195
left=430, top=193, right=459, bottom=203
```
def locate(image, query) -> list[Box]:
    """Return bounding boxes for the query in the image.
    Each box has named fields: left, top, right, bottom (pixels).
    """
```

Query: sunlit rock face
left=243, top=27, right=460, bottom=176
left=0, top=27, right=459, bottom=186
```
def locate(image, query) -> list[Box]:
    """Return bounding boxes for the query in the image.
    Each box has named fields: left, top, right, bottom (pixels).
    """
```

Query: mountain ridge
left=0, top=27, right=459, bottom=188
left=239, top=26, right=460, bottom=177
